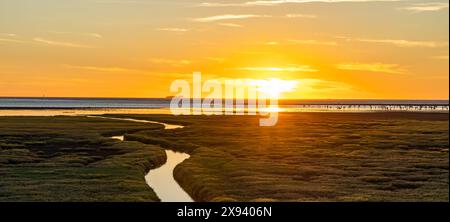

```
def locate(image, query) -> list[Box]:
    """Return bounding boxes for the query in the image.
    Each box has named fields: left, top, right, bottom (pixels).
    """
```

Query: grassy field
left=0, top=113, right=448, bottom=202
left=0, top=116, right=166, bottom=201
left=110, top=113, right=449, bottom=202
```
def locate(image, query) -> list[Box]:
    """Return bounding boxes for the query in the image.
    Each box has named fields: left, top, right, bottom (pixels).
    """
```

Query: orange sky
left=0, top=0, right=448, bottom=99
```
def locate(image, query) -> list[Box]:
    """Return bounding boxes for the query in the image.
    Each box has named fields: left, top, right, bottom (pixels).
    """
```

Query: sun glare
left=251, top=78, right=298, bottom=98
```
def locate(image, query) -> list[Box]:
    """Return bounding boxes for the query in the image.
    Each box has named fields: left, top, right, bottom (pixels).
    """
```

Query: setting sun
left=251, top=78, right=299, bottom=98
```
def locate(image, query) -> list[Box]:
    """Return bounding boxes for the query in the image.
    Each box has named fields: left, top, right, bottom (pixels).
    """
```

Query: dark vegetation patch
left=0, top=116, right=166, bottom=201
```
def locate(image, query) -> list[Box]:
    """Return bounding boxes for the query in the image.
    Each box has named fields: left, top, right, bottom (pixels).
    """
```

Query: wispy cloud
left=0, top=34, right=27, bottom=44
left=359, top=39, right=445, bottom=48
left=33, top=38, right=92, bottom=48
left=148, top=58, right=192, bottom=66
left=155, top=28, right=189, bottom=32
left=218, top=23, right=244, bottom=28
left=400, top=2, right=449, bottom=12
left=235, top=65, right=319, bottom=72
left=0, top=33, right=17, bottom=37
left=288, top=39, right=338, bottom=46
left=65, top=65, right=144, bottom=73
left=87, top=33, right=102, bottom=38
left=198, top=0, right=401, bottom=7
left=197, top=2, right=244, bottom=7
left=265, top=41, right=280, bottom=45
left=1, top=36, right=95, bottom=48
left=337, top=63, right=405, bottom=74
left=49, top=31, right=103, bottom=38
left=285, top=14, right=318, bottom=18
left=339, top=36, right=447, bottom=48
left=193, top=14, right=271, bottom=22
left=297, top=78, right=357, bottom=94
left=0, top=38, right=26, bottom=43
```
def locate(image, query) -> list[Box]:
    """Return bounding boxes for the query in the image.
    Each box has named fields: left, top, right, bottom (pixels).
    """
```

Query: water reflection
left=89, top=115, right=183, bottom=130
left=145, top=150, right=194, bottom=202
left=100, top=116, right=192, bottom=202
left=1, top=104, right=447, bottom=117
left=111, top=136, right=124, bottom=141
left=0, top=108, right=173, bottom=116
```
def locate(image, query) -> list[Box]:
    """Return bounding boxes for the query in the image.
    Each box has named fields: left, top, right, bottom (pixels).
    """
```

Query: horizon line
left=0, top=96, right=448, bottom=101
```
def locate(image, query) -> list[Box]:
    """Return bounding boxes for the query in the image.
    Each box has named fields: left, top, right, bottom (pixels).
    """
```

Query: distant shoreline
left=0, top=98, right=448, bottom=114
left=0, top=97, right=448, bottom=105
left=0, top=107, right=163, bottom=110
left=0, top=96, right=448, bottom=100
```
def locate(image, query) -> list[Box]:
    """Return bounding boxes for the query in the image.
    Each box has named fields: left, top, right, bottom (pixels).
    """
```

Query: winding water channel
left=88, top=116, right=194, bottom=202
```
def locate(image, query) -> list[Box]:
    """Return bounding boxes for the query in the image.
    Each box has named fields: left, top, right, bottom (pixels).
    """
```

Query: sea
left=0, top=97, right=448, bottom=116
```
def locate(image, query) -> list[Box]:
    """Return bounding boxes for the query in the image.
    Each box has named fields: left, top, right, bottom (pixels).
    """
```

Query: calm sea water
left=0, top=98, right=448, bottom=116
left=0, top=98, right=170, bottom=108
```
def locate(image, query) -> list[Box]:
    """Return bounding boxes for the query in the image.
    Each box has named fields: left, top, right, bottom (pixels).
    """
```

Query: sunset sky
left=0, top=0, right=448, bottom=99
